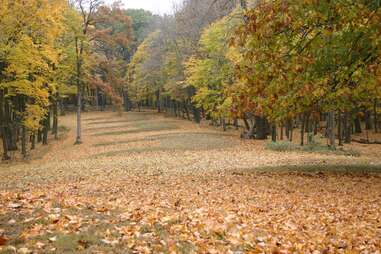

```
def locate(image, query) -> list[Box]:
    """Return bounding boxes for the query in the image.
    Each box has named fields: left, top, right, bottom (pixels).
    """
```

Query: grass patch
left=83, top=117, right=112, bottom=122
left=265, top=141, right=296, bottom=152
left=247, top=164, right=381, bottom=174
left=155, top=132, right=236, bottom=151
left=58, top=125, right=70, bottom=133
left=94, top=138, right=150, bottom=147
left=92, top=147, right=164, bottom=157
left=265, top=141, right=361, bottom=157
left=93, top=132, right=237, bottom=152
left=92, top=123, right=179, bottom=136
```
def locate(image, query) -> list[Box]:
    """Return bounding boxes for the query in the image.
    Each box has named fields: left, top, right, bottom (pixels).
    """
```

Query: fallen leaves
left=0, top=112, right=380, bottom=253
left=0, top=236, right=7, bottom=246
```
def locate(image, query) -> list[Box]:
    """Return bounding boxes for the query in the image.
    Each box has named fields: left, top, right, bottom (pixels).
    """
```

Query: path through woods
left=0, top=112, right=381, bottom=253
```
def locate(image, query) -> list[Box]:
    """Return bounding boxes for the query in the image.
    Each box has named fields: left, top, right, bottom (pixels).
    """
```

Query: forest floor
left=0, top=111, right=381, bottom=253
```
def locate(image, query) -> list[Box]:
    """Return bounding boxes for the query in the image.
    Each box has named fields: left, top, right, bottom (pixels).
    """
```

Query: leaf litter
left=0, top=112, right=380, bottom=253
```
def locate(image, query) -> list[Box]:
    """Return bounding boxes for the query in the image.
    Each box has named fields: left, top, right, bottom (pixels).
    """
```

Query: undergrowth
left=265, top=141, right=360, bottom=157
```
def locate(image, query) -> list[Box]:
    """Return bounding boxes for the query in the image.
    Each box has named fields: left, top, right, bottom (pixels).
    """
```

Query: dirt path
left=0, top=112, right=380, bottom=253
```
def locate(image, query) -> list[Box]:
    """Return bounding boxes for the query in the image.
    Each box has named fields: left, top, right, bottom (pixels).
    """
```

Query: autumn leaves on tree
left=128, top=0, right=381, bottom=147
left=1, top=0, right=381, bottom=160
left=0, top=0, right=132, bottom=159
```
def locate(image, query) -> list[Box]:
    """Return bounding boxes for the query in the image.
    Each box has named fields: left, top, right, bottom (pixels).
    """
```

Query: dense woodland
left=1, top=0, right=381, bottom=160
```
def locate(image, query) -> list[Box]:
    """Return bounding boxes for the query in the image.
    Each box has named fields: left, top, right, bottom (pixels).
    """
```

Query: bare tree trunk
left=75, top=36, right=83, bottom=145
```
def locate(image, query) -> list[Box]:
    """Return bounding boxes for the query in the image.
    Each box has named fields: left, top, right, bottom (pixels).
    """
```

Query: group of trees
left=0, top=0, right=141, bottom=159
left=0, top=0, right=69, bottom=160
left=127, top=0, right=381, bottom=148
left=2, top=0, right=381, bottom=161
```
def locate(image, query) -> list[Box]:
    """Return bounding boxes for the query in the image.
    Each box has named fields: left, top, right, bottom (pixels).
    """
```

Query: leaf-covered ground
left=0, top=112, right=381, bottom=253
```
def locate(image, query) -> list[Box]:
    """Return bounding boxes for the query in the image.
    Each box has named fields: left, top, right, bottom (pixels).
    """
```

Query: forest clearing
left=2, top=0, right=381, bottom=253
left=1, top=111, right=381, bottom=253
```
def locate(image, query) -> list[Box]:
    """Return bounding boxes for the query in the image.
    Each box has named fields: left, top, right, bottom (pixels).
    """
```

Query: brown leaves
left=0, top=112, right=381, bottom=253
left=0, top=236, right=8, bottom=246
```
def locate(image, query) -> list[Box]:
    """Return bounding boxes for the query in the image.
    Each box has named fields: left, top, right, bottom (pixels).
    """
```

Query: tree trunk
left=255, top=116, right=267, bottom=140
left=328, top=111, right=336, bottom=149
left=354, top=115, right=362, bottom=134
left=95, top=87, right=100, bottom=111
left=365, top=110, right=372, bottom=130
left=0, top=89, right=10, bottom=160
left=192, top=104, right=201, bottom=123
left=75, top=91, right=82, bottom=144
left=344, top=112, right=351, bottom=143
left=374, top=99, right=378, bottom=133
left=52, top=99, right=58, bottom=139
left=338, top=111, right=343, bottom=146
left=21, top=126, right=27, bottom=158
left=271, top=124, right=277, bottom=142
left=221, top=118, right=227, bottom=131
left=31, top=132, right=36, bottom=150
left=75, top=37, right=83, bottom=144
left=184, top=103, right=190, bottom=120
left=37, top=129, right=42, bottom=143
left=42, top=113, right=49, bottom=145
left=300, top=114, right=305, bottom=146
left=156, top=90, right=161, bottom=113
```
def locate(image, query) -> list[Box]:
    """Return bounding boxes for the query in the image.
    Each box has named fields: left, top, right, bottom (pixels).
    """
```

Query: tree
left=91, top=3, right=132, bottom=112
left=70, top=0, right=103, bottom=145
left=185, top=10, right=242, bottom=123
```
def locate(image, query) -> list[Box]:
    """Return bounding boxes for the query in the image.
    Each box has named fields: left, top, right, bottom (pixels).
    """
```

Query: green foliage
left=265, top=141, right=361, bottom=157
left=125, top=9, right=156, bottom=47
left=185, top=10, right=243, bottom=119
